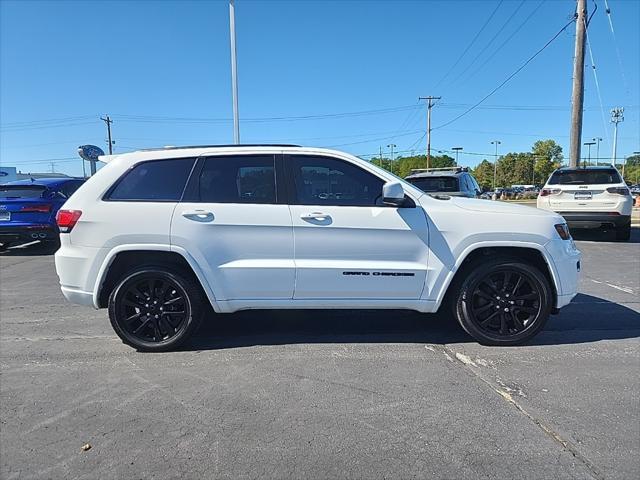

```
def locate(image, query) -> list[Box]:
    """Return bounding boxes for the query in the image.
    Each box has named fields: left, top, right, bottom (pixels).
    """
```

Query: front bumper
left=558, top=212, right=630, bottom=230
left=545, top=238, right=581, bottom=309
left=0, top=224, right=58, bottom=244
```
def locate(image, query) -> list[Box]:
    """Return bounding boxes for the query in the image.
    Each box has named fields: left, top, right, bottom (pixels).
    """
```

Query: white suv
left=54, top=145, right=581, bottom=351
left=537, top=166, right=633, bottom=241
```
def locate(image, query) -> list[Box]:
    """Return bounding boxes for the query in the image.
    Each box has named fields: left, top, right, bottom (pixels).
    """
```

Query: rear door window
left=106, top=158, right=196, bottom=201
left=548, top=169, right=622, bottom=185
left=198, top=155, right=276, bottom=204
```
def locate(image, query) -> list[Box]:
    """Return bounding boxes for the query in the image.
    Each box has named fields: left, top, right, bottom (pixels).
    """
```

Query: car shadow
left=0, top=241, right=58, bottom=256
left=183, top=293, right=639, bottom=351
left=571, top=226, right=640, bottom=244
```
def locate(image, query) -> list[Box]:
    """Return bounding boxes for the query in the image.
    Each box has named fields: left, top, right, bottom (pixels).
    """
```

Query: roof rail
left=410, top=166, right=468, bottom=174
left=140, top=143, right=301, bottom=152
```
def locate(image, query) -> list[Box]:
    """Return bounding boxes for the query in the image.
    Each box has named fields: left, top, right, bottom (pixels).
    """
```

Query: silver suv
left=405, top=167, right=482, bottom=198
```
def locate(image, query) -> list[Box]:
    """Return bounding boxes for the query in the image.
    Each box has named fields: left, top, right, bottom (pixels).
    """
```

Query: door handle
left=300, top=212, right=330, bottom=221
left=182, top=210, right=214, bottom=222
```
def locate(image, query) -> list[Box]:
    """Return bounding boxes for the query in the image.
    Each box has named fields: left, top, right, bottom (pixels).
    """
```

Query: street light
left=387, top=144, right=397, bottom=175
left=452, top=147, right=463, bottom=166
left=593, top=137, right=602, bottom=165
left=491, top=140, right=501, bottom=190
left=584, top=141, right=596, bottom=167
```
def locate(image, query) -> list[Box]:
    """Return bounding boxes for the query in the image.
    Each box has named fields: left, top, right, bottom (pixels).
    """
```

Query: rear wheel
left=108, top=267, right=204, bottom=351
left=615, top=223, right=631, bottom=242
left=453, top=259, right=553, bottom=346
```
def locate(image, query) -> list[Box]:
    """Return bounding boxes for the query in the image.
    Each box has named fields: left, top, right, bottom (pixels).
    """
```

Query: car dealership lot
left=1, top=232, right=639, bottom=479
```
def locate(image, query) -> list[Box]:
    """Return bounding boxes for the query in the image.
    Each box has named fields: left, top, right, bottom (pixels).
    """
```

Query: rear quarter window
left=106, top=158, right=196, bottom=201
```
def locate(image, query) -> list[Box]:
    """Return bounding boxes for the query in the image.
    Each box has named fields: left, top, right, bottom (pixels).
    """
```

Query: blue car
left=0, top=178, right=85, bottom=248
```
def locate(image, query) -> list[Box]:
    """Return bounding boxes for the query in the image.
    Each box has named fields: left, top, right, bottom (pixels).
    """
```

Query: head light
left=554, top=223, right=571, bottom=240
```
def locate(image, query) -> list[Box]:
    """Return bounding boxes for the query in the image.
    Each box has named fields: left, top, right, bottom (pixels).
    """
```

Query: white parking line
left=605, top=283, right=635, bottom=294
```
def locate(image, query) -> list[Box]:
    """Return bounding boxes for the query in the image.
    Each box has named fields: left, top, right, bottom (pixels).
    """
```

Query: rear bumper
left=54, top=237, right=105, bottom=309
left=60, top=286, right=95, bottom=307
left=0, top=224, right=58, bottom=244
left=558, top=212, right=630, bottom=229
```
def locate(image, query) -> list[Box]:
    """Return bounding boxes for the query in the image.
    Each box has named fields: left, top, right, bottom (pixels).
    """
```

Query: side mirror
left=382, top=181, right=406, bottom=207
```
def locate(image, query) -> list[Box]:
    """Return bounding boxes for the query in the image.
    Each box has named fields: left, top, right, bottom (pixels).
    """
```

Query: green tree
left=532, top=139, right=563, bottom=184
left=623, top=154, right=640, bottom=184
left=472, top=160, right=495, bottom=190
left=495, top=152, right=534, bottom=187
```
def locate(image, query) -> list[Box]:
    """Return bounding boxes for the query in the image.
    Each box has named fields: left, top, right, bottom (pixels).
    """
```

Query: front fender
left=427, top=240, right=561, bottom=311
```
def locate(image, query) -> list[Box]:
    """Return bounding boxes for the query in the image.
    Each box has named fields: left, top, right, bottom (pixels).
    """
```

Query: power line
left=112, top=105, right=422, bottom=124
left=0, top=120, right=97, bottom=132
left=603, top=0, right=630, bottom=98
left=447, top=0, right=527, bottom=89
left=433, top=16, right=577, bottom=131
left=436, top=102, right=638, bottom=111
left=326, top=129, right=422, bottom=148
left=432, top=0, right=504, bottom=91
left=583, top=8, right=612, bottom=155
left=0, top=115, right=94, bottom=128
left=462, top=0, right=547, bottom=84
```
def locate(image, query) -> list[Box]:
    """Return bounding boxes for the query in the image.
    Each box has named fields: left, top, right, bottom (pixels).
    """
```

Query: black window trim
left=181, top=153, right=283, bottom=205
left=103, top=157, right=198, bottom=203
left=283, top=153, right=415, bottom=208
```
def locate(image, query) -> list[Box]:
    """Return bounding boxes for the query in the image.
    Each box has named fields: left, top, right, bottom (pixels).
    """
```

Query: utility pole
left=610, top=107, right=624, bottom=166
left=99, top=115, right=114, bottom=176
left=387, top=144, right=397, bottom=175
left=452, top=147, right=463, bottom=166
left=584, top=141, right=595, bottom=167
left=229, top=0, right=240, bottom=144
left=491, top=140, right=501, bottom=190
left=50, top=162, right=55, bottom=173
left=419, top=96, right=441, bottom=169
left=593, top=137, right=602, bottom=165
left=569, top=0, right=588, bottom=168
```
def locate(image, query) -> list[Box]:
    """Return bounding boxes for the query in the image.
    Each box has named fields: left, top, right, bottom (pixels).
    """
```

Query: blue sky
left=1, top=0, right=638, bottom=177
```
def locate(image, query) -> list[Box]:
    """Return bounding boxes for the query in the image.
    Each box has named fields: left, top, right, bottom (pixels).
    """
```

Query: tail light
left=20, top=204, right=51, bottom=213
left=56, top=209, right=82, bottom=232
left=606, top=187, right=630, bottom=195
left=539, top=188, right=561, bottom=197
left=554, top=223, right=571, bottom=240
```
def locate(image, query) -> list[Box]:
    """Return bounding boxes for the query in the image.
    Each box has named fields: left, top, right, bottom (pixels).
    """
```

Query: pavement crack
left=432, top=344, right=605, bottom=480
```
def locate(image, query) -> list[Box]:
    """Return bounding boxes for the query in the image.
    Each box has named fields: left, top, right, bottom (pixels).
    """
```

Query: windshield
left=0, top=185, right=47, bottom=198
left=408, top=176, right=459, bottom=192
left=548, top=169, right=622, bottom=185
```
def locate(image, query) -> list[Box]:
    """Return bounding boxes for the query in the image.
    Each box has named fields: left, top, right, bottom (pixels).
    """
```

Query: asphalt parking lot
left=1, top=230, right=639, bottom=480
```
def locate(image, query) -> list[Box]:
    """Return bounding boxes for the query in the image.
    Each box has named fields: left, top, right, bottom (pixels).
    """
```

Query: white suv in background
left=537, top=166, right=633, bottom=241
left=54, top=145, right=581, bottom=351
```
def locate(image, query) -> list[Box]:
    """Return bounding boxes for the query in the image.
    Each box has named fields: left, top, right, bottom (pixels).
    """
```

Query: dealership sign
left=78, top=145, right=105, bottom=162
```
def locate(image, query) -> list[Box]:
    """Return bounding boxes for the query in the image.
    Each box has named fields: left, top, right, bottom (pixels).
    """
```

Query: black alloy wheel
left=109, top=267, right=204, bottom=351
left=469, top=269, right=541, bottom=336
left=454, top=259, right=552, bottom=346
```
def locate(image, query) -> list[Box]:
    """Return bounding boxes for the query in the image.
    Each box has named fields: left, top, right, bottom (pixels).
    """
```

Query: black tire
left=615, top=223, right=631, bottom=242
left=453, top=258, right=553, bottom=346
left=108, top=266, right=205, bottom=352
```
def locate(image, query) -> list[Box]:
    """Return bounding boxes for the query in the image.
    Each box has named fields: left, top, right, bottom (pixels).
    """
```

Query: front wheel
left=108, top=267, right=204, bottom=351
left=453, top=259, right=553, bottom=346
